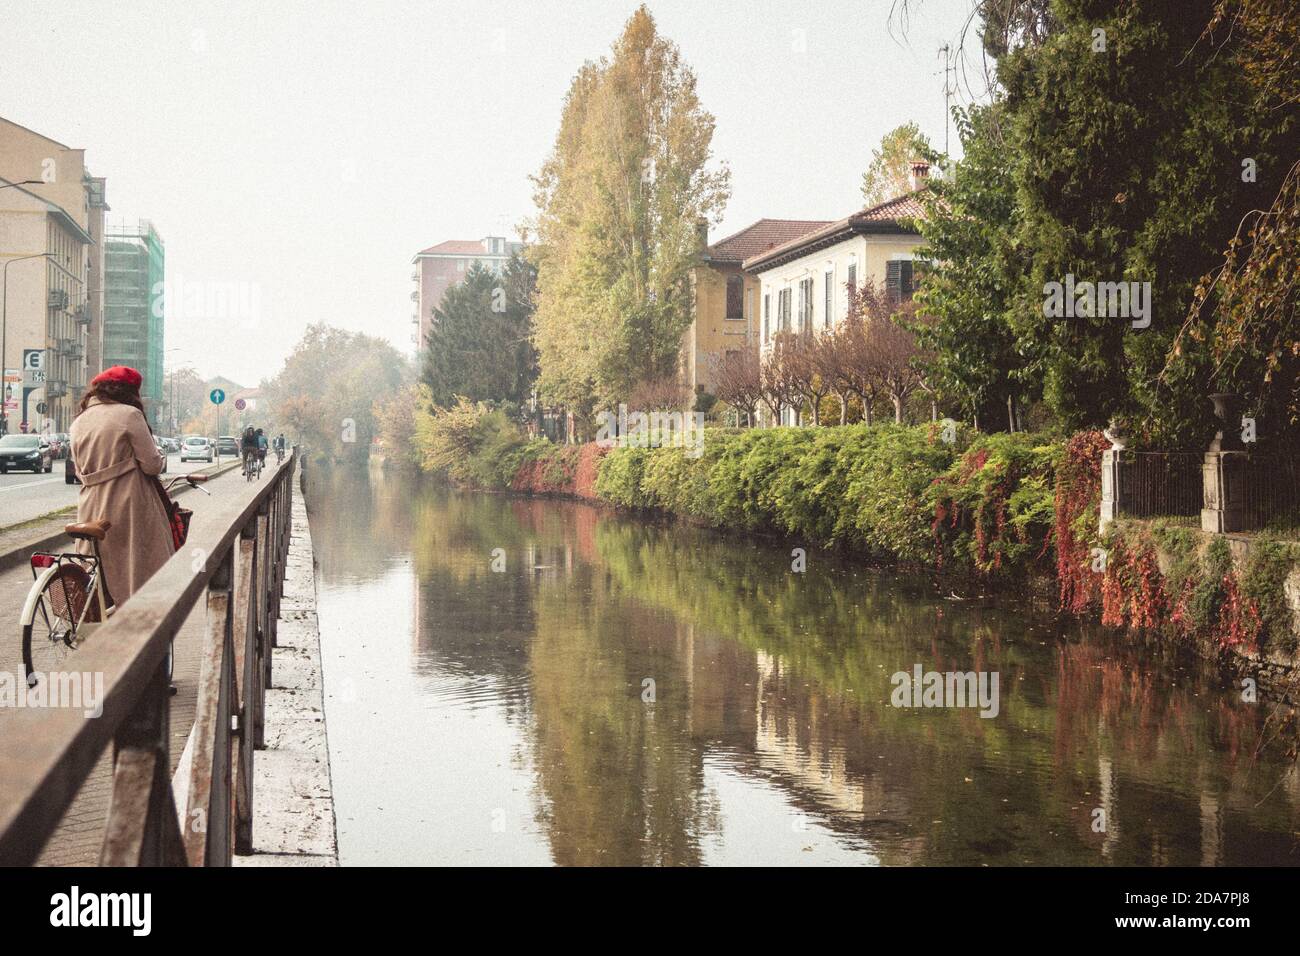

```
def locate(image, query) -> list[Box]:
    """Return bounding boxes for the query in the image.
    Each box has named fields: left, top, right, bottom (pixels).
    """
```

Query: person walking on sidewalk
left=67, top=365, right=173, bottom=604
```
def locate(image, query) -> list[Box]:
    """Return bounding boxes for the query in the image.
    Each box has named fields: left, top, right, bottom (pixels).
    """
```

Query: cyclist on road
left=255, top=428, right=268, bottom=467
left=240, top=426, right=258, bottom=476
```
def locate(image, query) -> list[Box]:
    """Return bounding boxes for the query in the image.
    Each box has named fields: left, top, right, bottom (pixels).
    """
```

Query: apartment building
left=410, top=235, right=522, bottom=350
left=104, top=220, right=165, bottom=426
left=0, top=116, right=108, bottom=432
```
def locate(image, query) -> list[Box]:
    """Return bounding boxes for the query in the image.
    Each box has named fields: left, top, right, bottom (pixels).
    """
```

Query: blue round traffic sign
left=210, top=388, right=225, bottom=405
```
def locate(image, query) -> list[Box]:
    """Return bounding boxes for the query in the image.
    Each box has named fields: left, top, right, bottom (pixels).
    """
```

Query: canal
left=304, top=464, right=1300, bottom=866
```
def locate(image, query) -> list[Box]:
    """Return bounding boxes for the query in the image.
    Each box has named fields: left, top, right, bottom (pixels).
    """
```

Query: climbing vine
left=1055, top=430, right=1111, bottom=613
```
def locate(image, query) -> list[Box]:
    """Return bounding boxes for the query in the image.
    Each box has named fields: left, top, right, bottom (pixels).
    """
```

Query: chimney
left=909, top=160, right=930, bottom=191
left=696, top=219, right=709, bottom=251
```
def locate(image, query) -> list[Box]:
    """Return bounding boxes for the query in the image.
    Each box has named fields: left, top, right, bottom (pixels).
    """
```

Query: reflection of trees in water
left=590, top=518, right=1300, bottom=865
left=528, top=588, right=719, bottom=865
left=304, top=465, right=419, bottom=584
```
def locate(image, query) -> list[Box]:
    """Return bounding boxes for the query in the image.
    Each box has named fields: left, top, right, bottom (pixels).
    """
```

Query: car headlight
left=26, top=451, right=39, bottom=459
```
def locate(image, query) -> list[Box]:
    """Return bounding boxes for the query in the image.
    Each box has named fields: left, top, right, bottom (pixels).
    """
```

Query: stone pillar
left=1202, top=450, right=1248, bottom=533
left=1099, top=447, right=1125, bottom=533
left=1202, top=392, right=1247, bottom=534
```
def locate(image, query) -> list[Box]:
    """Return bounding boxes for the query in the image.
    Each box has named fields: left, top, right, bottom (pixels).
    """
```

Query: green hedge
left=593, top=423, right=1058, bottom=570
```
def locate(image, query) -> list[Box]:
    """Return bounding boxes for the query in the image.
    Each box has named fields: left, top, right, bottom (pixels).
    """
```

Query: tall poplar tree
left=528, top=5, right=730, bottom=422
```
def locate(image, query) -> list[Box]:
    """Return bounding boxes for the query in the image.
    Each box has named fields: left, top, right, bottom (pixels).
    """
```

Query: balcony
left=46, top=380, right=68, bottom=399
left=409, top=290, right=419, bottom=302
left=73, top=307, right=91, bottom=326
left=47, top=289, right=69, bottom=310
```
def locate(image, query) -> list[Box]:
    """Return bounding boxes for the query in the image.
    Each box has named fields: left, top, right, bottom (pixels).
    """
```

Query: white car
left=180, top=435, right=213, bottom=463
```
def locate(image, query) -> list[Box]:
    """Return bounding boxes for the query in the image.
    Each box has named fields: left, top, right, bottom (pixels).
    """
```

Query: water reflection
left=306, top=465, right=1300, bottom=866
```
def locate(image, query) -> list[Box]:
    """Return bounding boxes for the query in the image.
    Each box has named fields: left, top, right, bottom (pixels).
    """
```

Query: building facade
left=0, top=117, right=108, bottom=432
left=682, top=219, right=830, bottom=398
left=745, top=189, right=928, bottom=426
left=410, top=236, right=522, bottom=351
left=104, top=220, right=165, bottom=426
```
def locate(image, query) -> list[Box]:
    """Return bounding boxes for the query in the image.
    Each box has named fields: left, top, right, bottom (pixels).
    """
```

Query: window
left=823, top=270, right=834, bottom=329
left=725, top=275, right=744, bottom=319
left=886, top=259, right=915, bottom=304
left=763, top=294, right=770, bottom=343
left=745, top=288, right=754, bottom=324
left=798, top=277, right=813, bottom=331
left=778, top=288, right=792, bottom=331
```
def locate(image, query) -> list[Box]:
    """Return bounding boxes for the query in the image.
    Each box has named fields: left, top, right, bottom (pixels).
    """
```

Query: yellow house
left=681, top=219, right=829, bottom=399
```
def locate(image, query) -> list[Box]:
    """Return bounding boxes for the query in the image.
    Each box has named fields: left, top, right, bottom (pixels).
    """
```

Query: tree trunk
left=1007, top=393, right=1016, bottom=433
left=892, top=394, right=904, bottom=423
left=837, top=391, right=848, bottom=424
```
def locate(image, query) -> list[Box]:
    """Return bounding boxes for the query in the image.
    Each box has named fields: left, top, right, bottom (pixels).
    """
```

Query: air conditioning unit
left=409, top=290, right=419, bottom=302
left=47, top=289, right=69, bottom=310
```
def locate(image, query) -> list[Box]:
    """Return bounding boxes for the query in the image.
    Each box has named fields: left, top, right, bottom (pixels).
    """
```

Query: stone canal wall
left=232, top=472, right=339, bottom=865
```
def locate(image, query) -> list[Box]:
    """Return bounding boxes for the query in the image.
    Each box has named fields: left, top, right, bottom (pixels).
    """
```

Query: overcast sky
left=0, top=0, right=976, bottom=387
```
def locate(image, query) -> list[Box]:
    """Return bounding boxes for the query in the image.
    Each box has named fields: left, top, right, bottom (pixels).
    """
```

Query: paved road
left=0, top=458, right=290, bottom=865
left=0, top=454, right=232, bottom=531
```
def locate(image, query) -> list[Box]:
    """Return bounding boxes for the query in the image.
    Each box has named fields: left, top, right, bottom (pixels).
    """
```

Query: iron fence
left=1242, top=454, right=1300, bottom=533
left=1116, top=452, right=1203, bottom=527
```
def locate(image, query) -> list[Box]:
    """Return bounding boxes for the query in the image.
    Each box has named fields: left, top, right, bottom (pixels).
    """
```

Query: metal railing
left=1242, top=454, right=1300, bottom=533
left=1115, top=452, right=1203, bottom=527
left=0, top=449, right=297, bottom=865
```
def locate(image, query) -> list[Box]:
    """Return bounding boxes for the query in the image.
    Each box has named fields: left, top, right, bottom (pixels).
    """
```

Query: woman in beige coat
left=68, top=365, right=174, bottom=606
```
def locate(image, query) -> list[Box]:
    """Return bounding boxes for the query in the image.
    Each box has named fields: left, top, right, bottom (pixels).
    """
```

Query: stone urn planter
left=1208, top=393, right=1244, bottom=452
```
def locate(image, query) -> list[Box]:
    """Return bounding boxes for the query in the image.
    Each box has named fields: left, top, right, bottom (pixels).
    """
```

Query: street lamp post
left=1, top=253, right=53, bottom=436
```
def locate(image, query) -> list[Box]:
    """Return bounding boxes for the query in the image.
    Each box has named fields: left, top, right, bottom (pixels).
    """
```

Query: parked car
left=44, top=433, right=65, bottom=460
left=166, top=437, right=182, bottom=453
left=216, top=435, right=239, bottom=456
left=0, top=434, right=53, bottom=473
left=181, top=435, right=213, bottom=463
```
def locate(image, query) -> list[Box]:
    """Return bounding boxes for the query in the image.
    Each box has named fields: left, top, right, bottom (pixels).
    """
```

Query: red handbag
left=151, top=475, right=192, bottom=550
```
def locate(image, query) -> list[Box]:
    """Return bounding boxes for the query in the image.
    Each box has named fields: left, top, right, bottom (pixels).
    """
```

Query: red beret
left=90, top=365, right=143, bottom=388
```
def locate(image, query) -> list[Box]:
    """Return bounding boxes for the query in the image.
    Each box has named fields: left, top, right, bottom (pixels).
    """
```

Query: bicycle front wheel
left=22, top=563, right=92, bottom=686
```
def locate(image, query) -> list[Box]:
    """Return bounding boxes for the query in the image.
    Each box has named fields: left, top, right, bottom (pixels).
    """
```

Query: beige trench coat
left=69, top=399, right=174, bottom=605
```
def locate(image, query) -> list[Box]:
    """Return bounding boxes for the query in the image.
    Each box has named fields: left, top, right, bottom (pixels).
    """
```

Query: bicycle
left=20, top=474, right=210, bottom=688
left=243, top=449, right=262, bottom=482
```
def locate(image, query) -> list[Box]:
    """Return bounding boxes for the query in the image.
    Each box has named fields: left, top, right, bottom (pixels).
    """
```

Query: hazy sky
left=0, top=0, right=976, bottom=386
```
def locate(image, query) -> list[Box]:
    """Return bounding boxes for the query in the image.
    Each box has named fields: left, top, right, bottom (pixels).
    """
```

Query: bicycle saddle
left=65, top=519, right=111, bottom=541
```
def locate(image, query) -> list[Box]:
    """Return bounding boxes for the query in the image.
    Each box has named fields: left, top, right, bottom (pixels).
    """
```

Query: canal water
left=305, top=464, right=1300, bottom=866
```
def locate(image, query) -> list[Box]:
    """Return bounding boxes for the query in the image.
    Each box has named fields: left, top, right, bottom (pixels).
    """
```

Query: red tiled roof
left=417, top=239, right=488, bottom=256
left=856, top=191, right=927, bottom=222
left=706, top=219, right=832, bottom=263
left=742, top=190, right=929, bottom=271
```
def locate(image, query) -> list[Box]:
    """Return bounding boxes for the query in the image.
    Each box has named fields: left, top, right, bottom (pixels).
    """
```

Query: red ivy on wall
left=1056, top=430, right=1111, bottom=614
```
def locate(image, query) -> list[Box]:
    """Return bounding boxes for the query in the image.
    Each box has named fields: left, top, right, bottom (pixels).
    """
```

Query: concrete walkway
left=234, top=481, right=338, bottom=865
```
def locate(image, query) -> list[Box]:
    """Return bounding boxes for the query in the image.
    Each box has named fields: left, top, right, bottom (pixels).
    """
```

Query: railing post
left=184, top=547, right=235, bottom=866
left=232, top=515, right=259, bottom=853
left=100, top=658, right=186, bottom=866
